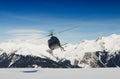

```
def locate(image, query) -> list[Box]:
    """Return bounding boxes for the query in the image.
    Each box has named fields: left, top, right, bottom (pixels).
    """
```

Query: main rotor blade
left=56, top=26, right=80, bottom=35
left=38, top=25, right=80, bottom=39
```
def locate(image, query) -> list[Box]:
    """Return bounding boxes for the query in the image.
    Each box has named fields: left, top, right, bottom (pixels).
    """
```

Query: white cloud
left=6, top=29, right=45, bottom=34
left=5, top=29, right=47, bottom=38
left=4, top=29, right=49, bottom=45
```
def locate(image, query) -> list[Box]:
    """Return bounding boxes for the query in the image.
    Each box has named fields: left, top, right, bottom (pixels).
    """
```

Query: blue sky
left=0, top=0, right=120, bottom=43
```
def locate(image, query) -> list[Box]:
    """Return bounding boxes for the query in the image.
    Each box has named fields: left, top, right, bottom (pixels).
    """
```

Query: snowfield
left=0, top=68, right=120, bottom=79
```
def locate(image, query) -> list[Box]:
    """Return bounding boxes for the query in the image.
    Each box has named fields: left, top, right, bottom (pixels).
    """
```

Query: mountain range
left=0, top=34, right=120, bottom=68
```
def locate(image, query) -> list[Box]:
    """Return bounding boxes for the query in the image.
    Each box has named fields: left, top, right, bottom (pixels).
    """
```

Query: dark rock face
left=80, top=51, right=120, bottom=68
left=0, top=53, right=75, bottom=68
left=94, top=51, right=120, bottom=67
left=106, top=52, right=120, bottom=67
left=0, top=53, right=11, bottom=67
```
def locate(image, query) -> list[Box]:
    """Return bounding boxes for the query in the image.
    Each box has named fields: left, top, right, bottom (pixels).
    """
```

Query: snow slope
left=0, top=34, right=120, bottom=68
left=0, top=68, right=120, bottom=79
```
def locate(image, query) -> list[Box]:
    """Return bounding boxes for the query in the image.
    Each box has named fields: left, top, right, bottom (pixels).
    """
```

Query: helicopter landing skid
left=46, top=49, right=60, bottom=60
left=47, top=49, right=53, bottom=55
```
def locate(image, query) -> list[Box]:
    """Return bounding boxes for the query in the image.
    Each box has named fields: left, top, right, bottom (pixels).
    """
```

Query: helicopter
left=41, top=26, right=80, bottom=54
left=47, top=32, right=65, bottom=54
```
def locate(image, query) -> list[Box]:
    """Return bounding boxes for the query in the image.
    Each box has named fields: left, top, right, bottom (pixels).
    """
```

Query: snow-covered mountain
left=0, top=34, right=120, bottom=68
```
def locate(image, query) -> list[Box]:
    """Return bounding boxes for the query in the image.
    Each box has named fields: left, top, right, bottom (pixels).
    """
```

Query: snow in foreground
left=0, top=68, right=120, bottom=79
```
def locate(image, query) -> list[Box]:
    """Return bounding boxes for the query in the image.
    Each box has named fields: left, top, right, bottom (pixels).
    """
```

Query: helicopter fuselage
left=48, top=36, right=61, bottom=50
